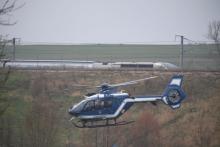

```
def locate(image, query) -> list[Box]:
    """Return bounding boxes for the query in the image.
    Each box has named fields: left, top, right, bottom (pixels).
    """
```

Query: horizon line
left=18, top=40, right=215, bottom=45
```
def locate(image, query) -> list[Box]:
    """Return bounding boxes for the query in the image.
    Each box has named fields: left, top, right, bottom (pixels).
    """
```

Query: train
left=0, top=59, right=179, bottom=70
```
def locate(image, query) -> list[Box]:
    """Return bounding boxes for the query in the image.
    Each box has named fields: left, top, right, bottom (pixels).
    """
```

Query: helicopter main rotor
left=72, top=76, right=158, bottom=93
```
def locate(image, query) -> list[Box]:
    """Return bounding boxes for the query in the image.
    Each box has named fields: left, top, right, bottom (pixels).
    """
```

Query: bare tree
left=0, top=0, right=23, bottom=59
left=0, top=36, right=6, bottom=59
left=0, top=3, right=22, bottom=146
left=0, top=0, right=24, bottom=59
left=0, top=0, right=23, bottom=117
left=0, top=0, right=23, bottom=25
left=207, top=20, right=220, bottom=54
left=0, top=37, right=12, bottom=118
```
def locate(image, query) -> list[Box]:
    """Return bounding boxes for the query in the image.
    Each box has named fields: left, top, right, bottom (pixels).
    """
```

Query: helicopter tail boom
left=131, top=75, right=186, bottom=109
left=162, top=75, right=186, bottom=109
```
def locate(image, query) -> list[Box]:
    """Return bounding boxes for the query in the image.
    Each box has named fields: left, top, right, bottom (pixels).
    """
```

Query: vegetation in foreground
left=0, top=69, right=220, bottom=147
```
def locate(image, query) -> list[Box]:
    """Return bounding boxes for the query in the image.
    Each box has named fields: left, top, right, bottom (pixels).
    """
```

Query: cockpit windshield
left=73, top=100, right=87, bottom=112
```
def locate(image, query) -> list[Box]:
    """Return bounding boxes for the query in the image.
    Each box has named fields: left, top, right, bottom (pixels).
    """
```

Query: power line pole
left=175, top=35, right=197, bottom=70
left=12, top=38, right=16, bottom=60
left=175, top=35, right=184, bottom=69
left=180, top=35, right=184, bottom=69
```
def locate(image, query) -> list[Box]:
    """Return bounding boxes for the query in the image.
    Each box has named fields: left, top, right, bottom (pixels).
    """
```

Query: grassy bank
left=0, top=69, right=220, bottom=147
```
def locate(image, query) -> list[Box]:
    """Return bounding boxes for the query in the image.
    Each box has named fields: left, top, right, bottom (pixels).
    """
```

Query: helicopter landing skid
left=71, top=120, right=135, bottom=128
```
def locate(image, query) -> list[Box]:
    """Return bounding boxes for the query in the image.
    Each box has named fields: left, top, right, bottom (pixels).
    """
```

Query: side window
left=104, top=100, right=112, bottom=108
left=94, top=100, right=101, bottom=109
left=84, top=100, right=95, bottom=111
left=94, top=100, right=112, bottom=109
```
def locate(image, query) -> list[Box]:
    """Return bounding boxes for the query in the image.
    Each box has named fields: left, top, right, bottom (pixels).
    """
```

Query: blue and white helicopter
left=68, top=75, right=186, bottom=128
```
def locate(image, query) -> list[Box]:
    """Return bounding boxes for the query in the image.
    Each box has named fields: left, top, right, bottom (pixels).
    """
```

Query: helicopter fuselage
left=69, top=92, right=163, bottom=121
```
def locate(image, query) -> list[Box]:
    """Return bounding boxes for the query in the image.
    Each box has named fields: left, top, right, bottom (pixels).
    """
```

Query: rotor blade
left=109, top=76, right=158, bottom=87
left=95, top=82, right=109, bottom=88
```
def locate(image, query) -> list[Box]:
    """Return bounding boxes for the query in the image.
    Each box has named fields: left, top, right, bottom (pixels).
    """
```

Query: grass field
left=5, top=44, right=220, bottom=70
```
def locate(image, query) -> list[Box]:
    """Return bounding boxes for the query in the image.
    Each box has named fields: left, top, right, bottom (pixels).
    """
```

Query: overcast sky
left=0, top=0, right=220, bottom=44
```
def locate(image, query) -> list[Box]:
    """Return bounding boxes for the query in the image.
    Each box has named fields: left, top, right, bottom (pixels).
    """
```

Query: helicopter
left=68, top=75, right=186, bottom=128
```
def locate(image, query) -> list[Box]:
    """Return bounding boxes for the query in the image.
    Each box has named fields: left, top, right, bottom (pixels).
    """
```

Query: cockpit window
left=73, top=101, right=86, bottom=112
left=84, top=100, right=95, bottom=111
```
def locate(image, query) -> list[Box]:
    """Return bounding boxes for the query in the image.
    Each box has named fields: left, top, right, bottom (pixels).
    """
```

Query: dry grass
left=1, top=69, right=220, bottom=147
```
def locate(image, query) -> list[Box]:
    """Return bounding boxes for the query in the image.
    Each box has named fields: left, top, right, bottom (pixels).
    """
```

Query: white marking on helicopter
left=170, top=78, right=181, bottom=86
left=84, top=93, right=129, bottom=100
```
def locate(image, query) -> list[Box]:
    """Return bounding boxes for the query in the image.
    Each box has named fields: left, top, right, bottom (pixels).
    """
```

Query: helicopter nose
left=68, top=106, right=78, bottom=116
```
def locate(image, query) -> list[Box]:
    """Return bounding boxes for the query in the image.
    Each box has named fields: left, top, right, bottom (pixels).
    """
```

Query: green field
left=5, top=44, right=220, bottom=70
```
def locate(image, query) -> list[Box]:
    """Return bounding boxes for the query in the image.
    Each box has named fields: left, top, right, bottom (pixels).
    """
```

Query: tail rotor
left=162, top=75, right=186, bottom=109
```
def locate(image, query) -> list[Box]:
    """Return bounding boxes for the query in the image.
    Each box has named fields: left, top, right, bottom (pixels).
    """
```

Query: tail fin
left=162, top=75, right=186, bottom=109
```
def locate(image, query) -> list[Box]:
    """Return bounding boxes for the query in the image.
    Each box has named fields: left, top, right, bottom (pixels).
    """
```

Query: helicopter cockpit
left=69, top=98, right=114, bottom=116
left=83, top=99, right=113, bottom=112
left=69, top=100, right=86, bottom=114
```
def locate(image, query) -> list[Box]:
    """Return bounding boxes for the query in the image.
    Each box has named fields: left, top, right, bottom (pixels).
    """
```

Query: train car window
left=84, top=100, right=95, bottom=111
